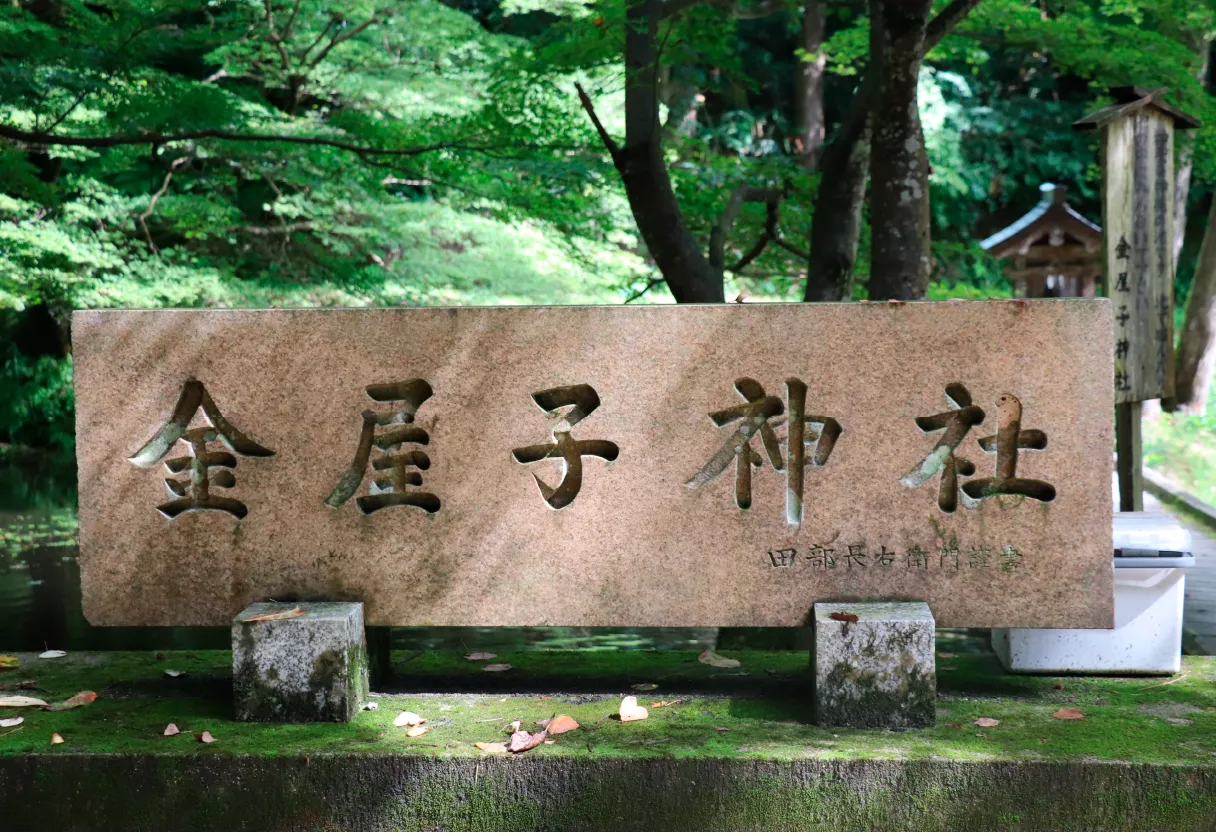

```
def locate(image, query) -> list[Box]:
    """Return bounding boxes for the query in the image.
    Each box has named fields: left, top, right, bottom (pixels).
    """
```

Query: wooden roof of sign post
left=1073, top=87, right=1200, bottom=403
left=1072, top=87, right=1201, bottom=133
left=980, top=183, right=1102, bottom=298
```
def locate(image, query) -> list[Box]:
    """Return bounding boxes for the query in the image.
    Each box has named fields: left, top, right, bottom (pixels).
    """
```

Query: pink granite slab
left=73, top=300, right=1114, bottom=628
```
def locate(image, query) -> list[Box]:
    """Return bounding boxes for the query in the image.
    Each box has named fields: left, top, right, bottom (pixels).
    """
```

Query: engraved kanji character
left=1115, top=338, right=1130, bottom=359
left=1000, top=545, right=1024, bottom=574
left=685, top=378, right=841, bottom=523
left=512, top=384, right=619, bottom=509
left=1116, top=305, right=1130, bottom=326
left=1114, top=272, right=1129, bottom=292
left=768, top=548, right=797, bottom=568
left=129, top=378, right=274, bottom=519
left=326, top=379, right=440, bottom=514
left=968, top=545, right=992, bottom=570
left=806, top=544, right=836, bottom=569
left=940, top=545, right=960, bottom=570
left=874, top=547, right=896, bottom=567
left=901, top=383, right=984, bottom=512
left=961, top=394, right=1056, bottom=505
left=1115, top=370, right=1130, bottom=392
left=845, top=543, right=868, bottom=569
left=906, top=545, right=929, bottom=570
left=1115, top=236, right=1131, bottom=260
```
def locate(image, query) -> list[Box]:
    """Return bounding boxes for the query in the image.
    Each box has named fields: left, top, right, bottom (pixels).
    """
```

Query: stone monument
left=72, top=300, right=1114, bottom=724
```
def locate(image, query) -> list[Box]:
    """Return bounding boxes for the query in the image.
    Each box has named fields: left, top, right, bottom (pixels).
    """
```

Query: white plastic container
left=991, top=512, right=1193, bottom=675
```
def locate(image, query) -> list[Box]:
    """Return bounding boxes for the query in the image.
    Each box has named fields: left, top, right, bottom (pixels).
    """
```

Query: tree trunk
left=620, top=0, right=723, bottom=303
left=1172, top=46, right=1208, bottom=271
left=803, top=120, right=870, bottom=301
left=795, top=0, right=827, bottom=168
left=867, top=0, right=933, bottom=301
left=1167, top=196, right=1216, bottom=414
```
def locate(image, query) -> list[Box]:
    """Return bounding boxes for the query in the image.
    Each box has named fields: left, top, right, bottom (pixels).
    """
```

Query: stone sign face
left=73, top=301, right=1114, bottom=629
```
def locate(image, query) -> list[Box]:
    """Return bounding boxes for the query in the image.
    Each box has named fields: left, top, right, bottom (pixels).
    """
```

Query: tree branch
left=709, top=185, right=781, bottom=271
left=574, top=83, right=621, bottom=157
left=623, top=273, right=665, bottom=303
left=308, top=14, right=385, bottom=70
left=137, top=154, right=192, bottom=255
left=0, top=124, right=491, bottom=158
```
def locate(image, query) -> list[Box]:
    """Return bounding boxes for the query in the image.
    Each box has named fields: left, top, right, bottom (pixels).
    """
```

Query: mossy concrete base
left=4, top=645, right=1216, bottom=829
left=814, top=602, right=936, bottom=729
left=232, top=602, right=368, bottom=722
left=5, top=754, right=1216, bottom=830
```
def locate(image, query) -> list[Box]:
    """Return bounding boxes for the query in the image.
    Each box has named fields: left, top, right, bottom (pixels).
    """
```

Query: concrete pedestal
left=232, top=602, right=368, bottom=722
left=813, top=601, right=936, bottom=729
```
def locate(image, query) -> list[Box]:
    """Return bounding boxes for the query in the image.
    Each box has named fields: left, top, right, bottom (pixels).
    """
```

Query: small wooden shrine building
left=980, top=182, right=1103, bottom=297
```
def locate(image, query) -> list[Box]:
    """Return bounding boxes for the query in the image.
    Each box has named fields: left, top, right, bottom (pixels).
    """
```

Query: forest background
left=2, top=0, right=1216, bottom=507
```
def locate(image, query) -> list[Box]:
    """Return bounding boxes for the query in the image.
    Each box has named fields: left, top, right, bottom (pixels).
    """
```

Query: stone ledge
left=4, top=753, right=1216, bottom=830
left=3, top=647, right=1216, bottom=829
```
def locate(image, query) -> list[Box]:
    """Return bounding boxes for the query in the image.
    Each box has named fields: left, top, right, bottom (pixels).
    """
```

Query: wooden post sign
left=1074, top=87, right=1199, bottom=510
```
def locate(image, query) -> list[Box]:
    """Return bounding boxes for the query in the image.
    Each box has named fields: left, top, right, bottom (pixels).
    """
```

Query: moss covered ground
left=3, top=641, right=1215, bottom=765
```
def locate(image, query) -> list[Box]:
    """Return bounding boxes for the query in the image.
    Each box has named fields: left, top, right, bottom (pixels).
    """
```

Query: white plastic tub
left=991, top=512, right=1193, bottom=675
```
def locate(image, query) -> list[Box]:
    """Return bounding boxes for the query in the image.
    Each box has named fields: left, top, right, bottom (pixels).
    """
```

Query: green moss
left=0, top=648, right=1214, bottom=765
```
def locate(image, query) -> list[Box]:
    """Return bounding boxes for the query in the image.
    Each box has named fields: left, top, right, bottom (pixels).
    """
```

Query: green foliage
left=0, top=347, right=73, bottom=453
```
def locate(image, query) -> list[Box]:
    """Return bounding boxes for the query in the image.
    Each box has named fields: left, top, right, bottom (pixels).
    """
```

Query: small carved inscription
left=766, top=541, right=1025, bottom=573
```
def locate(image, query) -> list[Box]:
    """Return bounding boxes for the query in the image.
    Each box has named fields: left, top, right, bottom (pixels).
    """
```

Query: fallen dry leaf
left=46, top=691, right=97, bottom=711
left=1038, top=738, right=1049, bottom=743
left=51, top=732, right=64, bottom=745
left=509, top=720, right=521, bottom=733
left=362, top=701, right=378, bottom=711
left=697, top=650, right=741, bottom=669
left=539, top=696, right=551, bottom=701
left=944, top=723, right=962, bottom=730
left=0, top=696, right=48, bottom=708
left=393, top=711, right=425, bottom=727
left=38, top=650, right=67, bottom=659
left=163, top=723, right=180, bottom=736
left=631, top=683, right=658, bottom=691
left=195, top=731, right=217, bottom=743
left=163, top=669, right=184, bottom=678
left=1166, top=718, right=1194, bottom=726
left=0, top=717, right=23, bottom=728
left=407, top=726, right=430, bottom=738
left=974, top=718, right=1000, bottom=728
left=650, top=700, right=681, bottom=709
left=242, top=606, right=304, bottom=623
left=543, top=739, right=556, bottom=745
left=474, top=741, right=508, bottom=754
left=618, top=695, right=648, bottom=722
left=715, top=727, right=730, bottom=732
left=483, top=663, right=512, bottom=672
left=507, top=729, right=547, bottom=753
left=975, top=732, right=988, bottom=738
left=1054, top=683, right=1065, bottom=690
left=0, top=655, right=18, bottom=669
left=544, top=715, right=580, bottom=735
left=464, top=652, right=496, bottom=661
left=829, top=612, right=858, bottom=623
left=937, top=652, right=958, bottom=659
left=0, top=680, right=36, bottom=691
left=1052, top=708, right=1085, bottom=720
left=939, top=665, right=958, bottom=671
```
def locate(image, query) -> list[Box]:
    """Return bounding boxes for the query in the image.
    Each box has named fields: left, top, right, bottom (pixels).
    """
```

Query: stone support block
left=813, top=601, right=935, bottom=729
left=232, top=602, right=368, bottom=722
